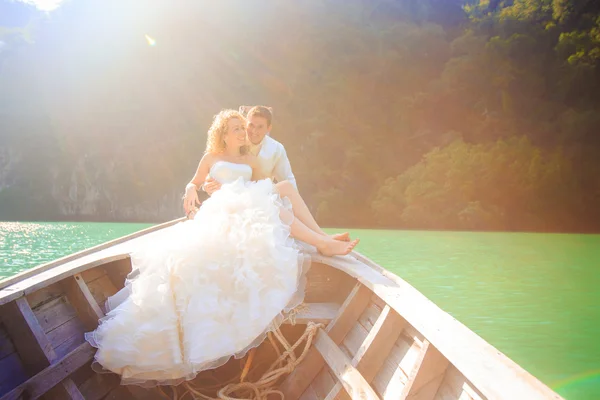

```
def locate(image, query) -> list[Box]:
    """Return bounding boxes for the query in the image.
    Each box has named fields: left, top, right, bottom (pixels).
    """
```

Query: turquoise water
left=1, top=222, right=599, bottom=399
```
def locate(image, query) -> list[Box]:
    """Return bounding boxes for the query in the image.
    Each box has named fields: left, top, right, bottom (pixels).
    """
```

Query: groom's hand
left=203, top=177, right=222, bottom=196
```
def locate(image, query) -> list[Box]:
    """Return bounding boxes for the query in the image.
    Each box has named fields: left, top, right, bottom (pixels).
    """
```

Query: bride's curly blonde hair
left=205, top=109, right=247, bottom=154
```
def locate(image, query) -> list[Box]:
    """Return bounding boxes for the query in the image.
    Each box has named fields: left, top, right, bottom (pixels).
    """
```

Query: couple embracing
left=84, top=106, right=359, bottom=386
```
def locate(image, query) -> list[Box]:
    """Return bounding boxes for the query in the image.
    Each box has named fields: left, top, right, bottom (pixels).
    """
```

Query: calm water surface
left=1, top=222, right=599, bottom=399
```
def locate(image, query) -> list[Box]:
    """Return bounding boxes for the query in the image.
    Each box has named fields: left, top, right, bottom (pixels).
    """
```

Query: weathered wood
left=0, top=217, right=564, bottom=400
left=345, top=252, right=563, bottom=400
left=2, top=298, right=56, bottom=371
left=370, top=332, right=425, bottom=399
left=358, top=301, right=382, bottom=331
left=397, top=336, right=426, bottom=379
left=313, top=329, right=379, bottom=400
left=0, top=254, right=131, bottom=307
left=26, top=283, right=64, bottom=310
left=0, top=323, right=15, bottom=359
left=0, top=353, right=28, bottom=397
left=34, top=296, right=78, bottom=334
left=357, top=307, right=406, bottom=383
left=433, top=365, right=485, bottom=400
left=0, top=342, right=95, bottom=400
left=76, top=372, right=120, bottom=400
left=86, top=275, right=118, bottom=313
left=280, top=283, right=372, bottom=399
left=73, top=274, right=105, bottom=319
left=120, top=385, right=165, bottom=400
left=47, top=317, right=86, bottom=359
left=299, top=385, right=319, bottom=400
left=284, top=303, right=339, bottom=325
left=304, top=264, right=355, bottom=304
left=68, top=358, right=124, bottom=400
left=104, top=258, right=132, bottom=292
left=311, top=368, right=337, bottom=398
left=401, top=340, right=449, bottom=400
left=62, top=275, right=103, bottom=331
left=325, top=305, right=406, bottom=400
left=371, top=333, right=424, bottom=399
left=80, top=268, right=107, bottom=285
left=0, top=297, right=84, bottom=399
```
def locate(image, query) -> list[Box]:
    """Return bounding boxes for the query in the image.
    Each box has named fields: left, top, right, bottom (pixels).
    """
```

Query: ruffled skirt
left=84, top=178, right=310, bottom=387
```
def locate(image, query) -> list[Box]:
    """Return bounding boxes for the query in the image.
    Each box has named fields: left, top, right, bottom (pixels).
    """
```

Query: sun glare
left=145, top=34, right=156, bottom=47
left=20, top=0, right=65, bottom=12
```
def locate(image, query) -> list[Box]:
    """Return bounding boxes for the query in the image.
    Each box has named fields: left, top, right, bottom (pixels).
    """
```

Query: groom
left=201, top=105, right=297, bottom=195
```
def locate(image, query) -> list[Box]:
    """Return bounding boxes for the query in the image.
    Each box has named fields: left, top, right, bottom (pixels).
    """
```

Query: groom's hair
left=240, top=105, right=273, bottom=126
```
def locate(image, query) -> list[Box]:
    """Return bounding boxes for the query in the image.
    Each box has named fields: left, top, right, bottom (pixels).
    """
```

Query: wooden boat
left=0, top=218, right=564, bottom=400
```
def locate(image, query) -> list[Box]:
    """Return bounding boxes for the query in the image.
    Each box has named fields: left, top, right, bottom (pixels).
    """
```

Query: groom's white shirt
left=249, top=134, right=297, bottom=189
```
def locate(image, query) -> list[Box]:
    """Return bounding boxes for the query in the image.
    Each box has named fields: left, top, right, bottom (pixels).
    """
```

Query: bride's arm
left=186, top=153, right=214, bottom=191
left=183, top=153, right=213, bottom=214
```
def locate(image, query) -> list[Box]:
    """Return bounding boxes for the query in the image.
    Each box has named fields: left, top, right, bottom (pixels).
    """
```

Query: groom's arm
left=273, top=144, right=297, bottom=189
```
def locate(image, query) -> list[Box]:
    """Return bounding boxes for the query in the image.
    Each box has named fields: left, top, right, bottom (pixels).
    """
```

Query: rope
left=156, top=304, right=323, bottom=400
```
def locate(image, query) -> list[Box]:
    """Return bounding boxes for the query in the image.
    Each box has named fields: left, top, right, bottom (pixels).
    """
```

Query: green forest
left=0, top=0, right=599, bottom=232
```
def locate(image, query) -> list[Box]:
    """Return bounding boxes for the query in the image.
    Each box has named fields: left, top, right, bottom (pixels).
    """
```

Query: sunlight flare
left=18, top=0, right=64, bottom=12
left=145, top=34, right=156, bottom=47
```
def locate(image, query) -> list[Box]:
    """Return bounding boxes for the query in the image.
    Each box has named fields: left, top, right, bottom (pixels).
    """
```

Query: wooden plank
left=345, top=252, right=564, bottom=400
left=104, top=258, right=132, bottom=292
left=26, top=283, right=64, bottom=309
left=102, top=385, right=137, bottom=400
left=325, top=305, right=406, bottom=400
left=280, top=283, right=372, bottom=399
left=80, top=268, right=107, bottom=285
left=0, top=254, right=131, bottom=307
left=122, top=385, right=164, bottom=400
left=0, top=353, right=28, bottom=397
left=47, top=317, right=86, bottom=352
left=0, top=323, right=16, bottom=360
left=311, top=368, right=337, bottom=399
left=341, top=322, right=369, bottom=358
left=304, top=264, right=356, bottom=304
left=433, top=366, right=484, bottom=400
left=285, top=303, right=339, bottom=325
left=76, top=371, right=120, bottom=400
left=398, top=337, right=425, bottom=378
left=62, top=276, right=103, bottom=331
left=358, top=308, right=406, bottom=379
left=0, top=342, right=95, bottom=400
left=371, top=343, right=412, bottom=398
left=401, top=340, right=449, bottom=400
left=73, top=274, right=104, bottom=319
left=313, top=329, right=379, bottom=400
left=52, top=322, right=86, bottom=360
left=2, top=298, right=55, bottom=373
left=33, top=296, right=78, bottom=334
left=299, top=385, right=319, bottom=400
left=358, top=302, right=382, bottom=331
left=0, top=297, right=84, bottom=399
left=86, top=275, right=118, bottom=312
left=372, top=362, right=408, bottom=400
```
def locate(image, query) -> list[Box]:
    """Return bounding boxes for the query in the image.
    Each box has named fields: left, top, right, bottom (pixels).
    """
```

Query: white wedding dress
left=85, top=161, right=310, bottom=387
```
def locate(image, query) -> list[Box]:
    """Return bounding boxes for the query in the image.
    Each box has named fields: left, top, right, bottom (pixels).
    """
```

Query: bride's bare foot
left=317, top=238, right=360, bottom=257
left=331, top=232, right=350, bottom=242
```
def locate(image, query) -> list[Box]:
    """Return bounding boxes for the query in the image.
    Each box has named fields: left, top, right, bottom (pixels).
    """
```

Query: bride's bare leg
left=280, top=208, right=359, bottom=256
left=276, top=180, right=350, bottom=242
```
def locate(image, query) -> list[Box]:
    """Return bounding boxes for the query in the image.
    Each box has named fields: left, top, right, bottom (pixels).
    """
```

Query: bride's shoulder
left=199, top=152, right=219, bottom=168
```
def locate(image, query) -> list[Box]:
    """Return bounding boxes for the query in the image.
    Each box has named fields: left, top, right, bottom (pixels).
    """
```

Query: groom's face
left=246, top=116, right=271, bottom=145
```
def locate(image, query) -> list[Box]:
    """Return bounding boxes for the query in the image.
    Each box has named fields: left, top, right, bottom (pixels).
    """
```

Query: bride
left=85, top=109, right=359, bottom=387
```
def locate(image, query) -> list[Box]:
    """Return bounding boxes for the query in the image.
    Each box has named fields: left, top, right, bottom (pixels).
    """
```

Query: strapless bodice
left=209, top=161, right=252, bottom=184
